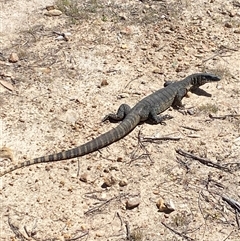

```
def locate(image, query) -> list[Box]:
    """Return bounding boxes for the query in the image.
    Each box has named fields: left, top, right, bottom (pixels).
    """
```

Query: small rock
left=225, top=22, right=232, bottom=28
left=100, top=79, right=108, bottom=86
left=79, top=173, right=88, bottom=183
left=44, top=9, right=62, bottom=16
left=140, top=46, right=148, bottom=50
left=119, top=13, right=127, bottom=20
left=234, top=28, right=240, bottom=34
left=163, top=29, right=171, bottom=34
left=102, top=176, right=116, bottom=188
left=152, top=68, right=163, bottom=74
left=116, top=157, right=123, bottom=162
left=45, top=165, right=51, bottom=171
left=152, top=42, right=159, bottom=48
left=156, top=198, right=175, bottom=214
left=119, top=179, right=128, bottom=187
left=126, top=197, right=140, bottom=209
left=229, top=10, right=236, bottom=17
left=9, top=53, right=19, bottom=63
left=120, top=44, right=128, bottom=49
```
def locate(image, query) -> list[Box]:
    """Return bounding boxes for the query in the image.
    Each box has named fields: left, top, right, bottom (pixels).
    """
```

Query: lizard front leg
left=171, top=88, right=187, bottom=108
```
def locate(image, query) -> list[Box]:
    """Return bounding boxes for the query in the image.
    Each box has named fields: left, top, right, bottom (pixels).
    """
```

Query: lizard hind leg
left=102, top=104, right=131, bottom=122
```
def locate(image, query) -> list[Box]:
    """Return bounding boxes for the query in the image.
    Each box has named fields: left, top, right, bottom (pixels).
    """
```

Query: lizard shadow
left=191, top=88, right=212, bottom=97
left=105, top=117, right=172, bottom=126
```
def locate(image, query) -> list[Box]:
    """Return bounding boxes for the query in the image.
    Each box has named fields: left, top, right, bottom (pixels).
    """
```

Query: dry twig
left=130, top=129, right=153, bottom=163
left=209, top=113, right=240, bottom=120
left=8, top=216, right=29, bottom=241
left=141, top=135, right=181, bottom=142
left=176, top=149, right=231, bottom=172
left=84, top=194, right=125, bottom=215
left=125, top=221, right=131, bottom=240
left=66, top=231, right=89, bottom=241
left=180, top=126, right=201, bottom=131
left=222, top=196, right=240, bottom=213
left=161, top=222, right=194, bottom=241
left=222, top=196, right=240, bottom=229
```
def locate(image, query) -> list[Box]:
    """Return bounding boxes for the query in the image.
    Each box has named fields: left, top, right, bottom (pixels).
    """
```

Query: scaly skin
left=0, top=73, right=220, bottom=176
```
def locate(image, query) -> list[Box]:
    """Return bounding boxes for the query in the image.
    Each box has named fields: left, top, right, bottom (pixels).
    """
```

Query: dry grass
left=198, top=103, right=219, bottom=114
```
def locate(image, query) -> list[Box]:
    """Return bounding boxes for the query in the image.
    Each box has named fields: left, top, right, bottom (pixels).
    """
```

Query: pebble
left=120, top=44, right=128, bottom=49
left=152, top=42, right=159, bottom=48
left=225, top=22, right=232, bottom=28
left=9, top=53, right=19, bottom=63
left=126, top=197, right=140, bottom=209
left=156, top=198, right=175, bottom=214
left=102, top=176, right=116, bottom=188
left=119, top=13, right=127, bottom=20
left=119, top=179, right=128, bottom=187
left=100, top=79, right=108, bottom=86
left=79, top=173, right=88, bottom=183
left=140, top=46, right=148, bottom=50
left=234, top=28, right=240, bottom=34
left=152, top=68, right=163, bottom=74
left=44, top=9, right=62, bottom=16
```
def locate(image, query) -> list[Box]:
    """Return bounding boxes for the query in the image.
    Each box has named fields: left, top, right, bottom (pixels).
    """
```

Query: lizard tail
left=0, top=113, right=140, bottom=176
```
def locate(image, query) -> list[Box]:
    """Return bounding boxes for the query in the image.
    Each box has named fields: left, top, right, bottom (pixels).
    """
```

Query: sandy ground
left=0, top=0, right=240, bottom=240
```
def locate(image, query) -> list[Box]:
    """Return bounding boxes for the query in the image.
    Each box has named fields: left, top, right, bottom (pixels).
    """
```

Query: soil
left=0, top=0, right=240, bottom=240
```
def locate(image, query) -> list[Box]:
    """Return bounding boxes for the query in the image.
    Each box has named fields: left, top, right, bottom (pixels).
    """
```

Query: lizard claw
left=160, top=114, right=173, bottom=125
left=102, top=115, right=109, bottom=122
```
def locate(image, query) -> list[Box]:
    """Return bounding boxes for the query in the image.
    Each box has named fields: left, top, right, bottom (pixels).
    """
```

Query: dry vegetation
left=0, top=0, right=240, bottom=240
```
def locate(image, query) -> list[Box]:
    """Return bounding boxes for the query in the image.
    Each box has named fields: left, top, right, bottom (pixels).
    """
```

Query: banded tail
left=0, top=113, right=140, bottom=176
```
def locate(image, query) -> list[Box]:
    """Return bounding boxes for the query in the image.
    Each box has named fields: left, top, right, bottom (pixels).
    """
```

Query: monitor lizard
left=0, top=73, right=220, bottom=176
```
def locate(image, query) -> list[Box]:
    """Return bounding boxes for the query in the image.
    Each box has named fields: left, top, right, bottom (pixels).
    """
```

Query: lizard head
left=189, top=73, right=221, bottom=91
